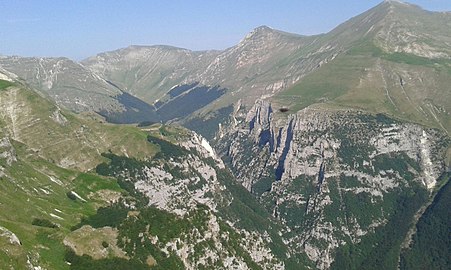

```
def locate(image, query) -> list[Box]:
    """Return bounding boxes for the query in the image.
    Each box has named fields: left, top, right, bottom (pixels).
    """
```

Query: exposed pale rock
left=50, top=109, right=68, bottom=125
left=216, top=98, right=448, bottom=269
left=180, top=131, right=225, bottom=168
left=0, top=226, right=21, bottom=245
left=0, top=137, right=17, bottom=165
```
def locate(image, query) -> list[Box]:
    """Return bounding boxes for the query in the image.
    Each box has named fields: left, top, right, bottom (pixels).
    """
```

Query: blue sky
left=1, top=0, right=450, bottom=60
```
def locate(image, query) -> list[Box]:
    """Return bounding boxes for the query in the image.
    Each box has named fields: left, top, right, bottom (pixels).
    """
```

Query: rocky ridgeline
left=216, top=99, right=448, bottom=268
left=0, top=57, right=124, bottom=113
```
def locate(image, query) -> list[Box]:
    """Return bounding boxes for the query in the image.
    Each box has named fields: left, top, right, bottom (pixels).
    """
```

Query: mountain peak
left=379, top=0, right=422, bottom=12
left=383, top=0, right=404, bottom=3
left=254, top=25, right=273, bottom=32
left=241, top=25, right=303, bottom=44
left=238, top=25, right=277, bottom=46
left=245, top=25, right=275, bottom=38
left=382, top=0, right=413, bottom=6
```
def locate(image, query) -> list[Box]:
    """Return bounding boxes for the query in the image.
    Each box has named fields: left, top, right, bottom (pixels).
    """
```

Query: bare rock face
left=50, top=108, right=68, bottom=126
left=0, top=136, right=17, bottom=166
left=104, top=130, right=284, bottom=270
left=0, top=82, right=18, bottom=168
left=216, top=99, right=449, bottom=269
left=246, top=99, right=273, bottom=143
left=133, top=131, right=229, bottom=217
left=0, top=226, right=21, bottom=245
left=0, top=67, right=18, bottom=82
left=180, top=131, right=225, bottom=169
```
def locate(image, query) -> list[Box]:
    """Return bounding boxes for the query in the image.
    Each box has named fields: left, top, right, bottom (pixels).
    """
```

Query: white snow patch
left=70, top=191, right=87, bottom=202
left=0, top=72, right=13, bottom=82
left=39, top=188, right=51, bottom=195
left=50, top=213, right=64, bottom=220
left=201, top=137, right=216, bottom=158
left=0, top=68, right=18, bottom=82
left=419, top=130, right=437, bottom=189
left=49, top=176, right=63, bottom=186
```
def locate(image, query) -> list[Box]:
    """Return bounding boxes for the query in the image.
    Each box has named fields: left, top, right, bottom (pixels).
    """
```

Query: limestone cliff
left=216, top=99, right=449, bottom=268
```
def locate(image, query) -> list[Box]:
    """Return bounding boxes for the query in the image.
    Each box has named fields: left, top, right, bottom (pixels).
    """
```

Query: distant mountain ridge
left=82, top=0, right=450, bottom=130
left=1, top=1, right=449, bottom=130
left=0, top=56, right=122, bottom=112
left=274, top=0, right=451, bottom=134
left=81, top=24, right=320, bottom=111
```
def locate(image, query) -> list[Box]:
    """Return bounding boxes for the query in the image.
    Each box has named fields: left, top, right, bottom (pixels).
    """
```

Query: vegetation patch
left=73, top=204, right=128, bottom=230
left=348, top=40, right=451, bottom=69
left=32, top=218, right=58, bottom=229
left=64, top=225, right=128, bottom=260
left=400, top=176, right=451, bottom=270
left=147, top=135, right=187, bottom=159
left=276, top=53, right=370, bottom=112
left=0, top=79, right=13, bottom=90
left=96, top=153, right=145, bottom=178
left=67, top=191, right=78, bottom=201
left=331, top=184, right=428, bottom=270
left=65, top=249, right=149, bottom=270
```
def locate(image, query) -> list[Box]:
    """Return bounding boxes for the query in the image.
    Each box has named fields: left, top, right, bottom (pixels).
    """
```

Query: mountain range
left=0, top=1, right=449, bottom=269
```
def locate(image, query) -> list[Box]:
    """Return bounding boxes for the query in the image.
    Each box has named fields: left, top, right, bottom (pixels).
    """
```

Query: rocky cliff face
left=0, top=78, right=290, bottom=270
left=94, top=127, right=287, bottom=269
left=216, top=100, right=449, bottom=268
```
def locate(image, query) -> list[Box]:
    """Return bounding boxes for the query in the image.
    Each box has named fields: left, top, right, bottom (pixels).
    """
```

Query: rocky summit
left=0, top=1, right=450, bottom=269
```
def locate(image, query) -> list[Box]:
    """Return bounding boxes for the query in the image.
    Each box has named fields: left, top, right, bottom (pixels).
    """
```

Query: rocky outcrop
left=0, top=136, right=17, bottom=166
left=49, top=108, right=68, bottom=126
left=109, top=130, right=284, bottom=269
left=0, top=226, right=21, bottom=246
left=216, top=99, right=449, bottom=269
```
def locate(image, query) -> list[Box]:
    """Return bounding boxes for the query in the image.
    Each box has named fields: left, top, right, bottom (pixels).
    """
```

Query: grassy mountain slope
left=0, top=1, right=449, bottom=269
left=0, top=79, right=290, bottom=269
left=82, top=46, right=220, bottom=104
left=275, top=1, right=451, bottom=134
left=0, top=57, right=123, bottom=113
left=0, top=57, right=161, bottom=124
left=0, top=78, right=157, bottom=268
left=0, top=80, right=156, bottom=171
left=82, top=27, right=327, bottom=114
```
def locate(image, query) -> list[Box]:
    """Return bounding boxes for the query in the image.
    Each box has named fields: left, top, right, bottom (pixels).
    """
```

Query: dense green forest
left=400, top=177, right=451, bottom=270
